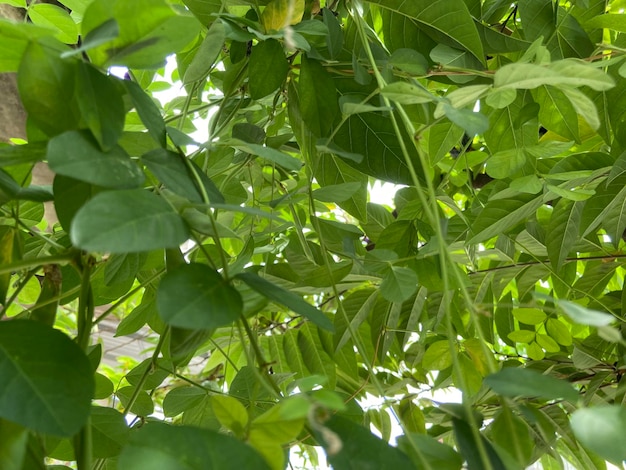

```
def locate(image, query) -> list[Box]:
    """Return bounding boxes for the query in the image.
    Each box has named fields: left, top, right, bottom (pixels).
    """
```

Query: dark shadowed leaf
left=0, top=321, right=93, bottom=436
left=158, top=263, right=243, bottom=329
left=118, top=422, right=270, bottom=470
left=17, top=40, right=78, bottom=136
left=398, top=433, right=463, bottom=470
left=91, top=406, right=129, bottom=459
left=125, top=80, right=167, bottom=148
left=248, top=39, right=288, bottom=99
left=316, top=415, right=414, bottom=470
left=297, top=56, right=339, bottom=137
left=74, top=62, right=125, bottom=150
left=236, top=272, right=334, bottom=331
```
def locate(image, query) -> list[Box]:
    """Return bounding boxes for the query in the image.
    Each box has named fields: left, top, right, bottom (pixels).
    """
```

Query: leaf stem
left=0, top=253, right=75, bottom=276
left=74, top=256, right=94, bottom=470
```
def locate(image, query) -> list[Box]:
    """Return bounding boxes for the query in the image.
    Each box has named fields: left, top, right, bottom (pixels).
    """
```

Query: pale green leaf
left=558, top=300, right=614, bottom=327
left=571, top=406, right=626, bottom=464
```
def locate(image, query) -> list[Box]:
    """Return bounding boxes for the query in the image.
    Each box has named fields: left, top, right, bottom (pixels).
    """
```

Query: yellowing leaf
left=261, top=0, right=305, bottom=32
left=512, top=308, right=546, bottom=325
left=212, top=395, right=248, bottom=436
left=423, top=340, right=454, bottom=371
left=507, top=330, right=535, bottom=343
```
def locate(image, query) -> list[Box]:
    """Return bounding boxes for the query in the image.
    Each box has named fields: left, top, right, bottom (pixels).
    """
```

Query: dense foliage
left=1, top=0, right=626, bottom=468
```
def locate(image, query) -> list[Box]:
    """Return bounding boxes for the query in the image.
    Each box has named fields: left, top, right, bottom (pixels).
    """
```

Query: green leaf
left=143, top=148, right=220, bottom=203
left=585, top=14, right=626, bottom=32
left=512, top=308, right=546, bottom=325
left=0, top=143, right=47, bottom=168
left=82, top=0, right=201, bottom=68
left=486, top=148, right=527, bottom=179
left=118, top=422, right=271, bottom=470
left=61, top=19, right=120, bottom=59
left=489, top=407, right=533, bottom=465
left=248, top=39, right=289, bottom=100
left=91, top=406, right=130, bottom=458
left=367, top=0, right=484, bottom=64
left=380, top=266, right=418, bottom=303
left=28, top=3, right=78, bottom=44
left=297, top=56, right=339, bottom=137
left=126, top=358, right=171, bottom=390
left=0, top=320, right=93, bottom=436
left=298, top=325, right=336, bottom=389
left=333, top=111, right=422, bottom=185
left=557, top=300, right=614, bottom=327
left=546, top=318, right=572, bottom=346
left=388, top=48, right=428, bottom=75
left=312, top=153, right=368, bottom=221
left=124, top=80, right=167, bottom=148
left=381, top=82, right=435, bottom=105
left=451, top=411, right=506, bottom=470
left=316, top=415, right=414, bottom=470
left=561, top=87, right=600, bottom=130
left=0, top=418, right=28, bottom=470
left=261, top=0, right=304, bottom=32
left=484, top=367, right=579, bottom=403
left=334, top=288, right=379, bottom=352
left=533, top=85, right=579, bottom=142
left=581, top=173, right=626, bottom=237
left=517, top=0, right=556, bottom=45
left=157, top=263, right=243, bottom=329
left=75, top=63, right=125, bottom=151
left=70, top=189, right=190, bottom=253
left=494, top=60, right=614, bottom=91
left=53, top=175, right=101, bottom=231
left=115, top=387, right=154, bottom=416
left=47, top=130, right=145, bottom=189
left=283, top=329, right=308, bottom=380
left=441, top=104, right=489, bottom=136
left=181, top=0, right=221, bottom=25
left=250, top=401, right=305, bottom=444
left=312, top=182, right=361, bottom=203
left=17, top=40, right=78, bottom=137
left=547, top=199, right=583, bottom=270
left=469, top=194, right=544, bottom=244
left=236, top=272, right=334, bottom=332
left=230, top=141, right=302, bottom=172
left=163, top=387, right=207, bottom=418
left=536, top=333, right=560, bottom=353
left=603, top=189, right=626, bottom=248
left=423, top=340, right=453, bottom=371
left=570, top=406, right=626, bottom=465
left=323, top=7, right=343, bottom=60
left=507, top=330, right=535, bottom=343
left=212, top=395, right=248, bottom=436
left=0, top=169, right=53, bottom=202
left=0, top=20, right=55, bottom=73
left=398, top=434, right=463, bottom=470
left=183, top=20, right=225, bottom=84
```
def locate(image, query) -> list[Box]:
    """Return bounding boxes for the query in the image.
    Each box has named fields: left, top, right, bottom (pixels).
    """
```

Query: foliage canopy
left=1, top=0, right=626, bottom=468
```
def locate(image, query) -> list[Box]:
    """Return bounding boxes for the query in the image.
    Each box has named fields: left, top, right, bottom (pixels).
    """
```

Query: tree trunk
left=0, top=5, right=27, bottom=143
